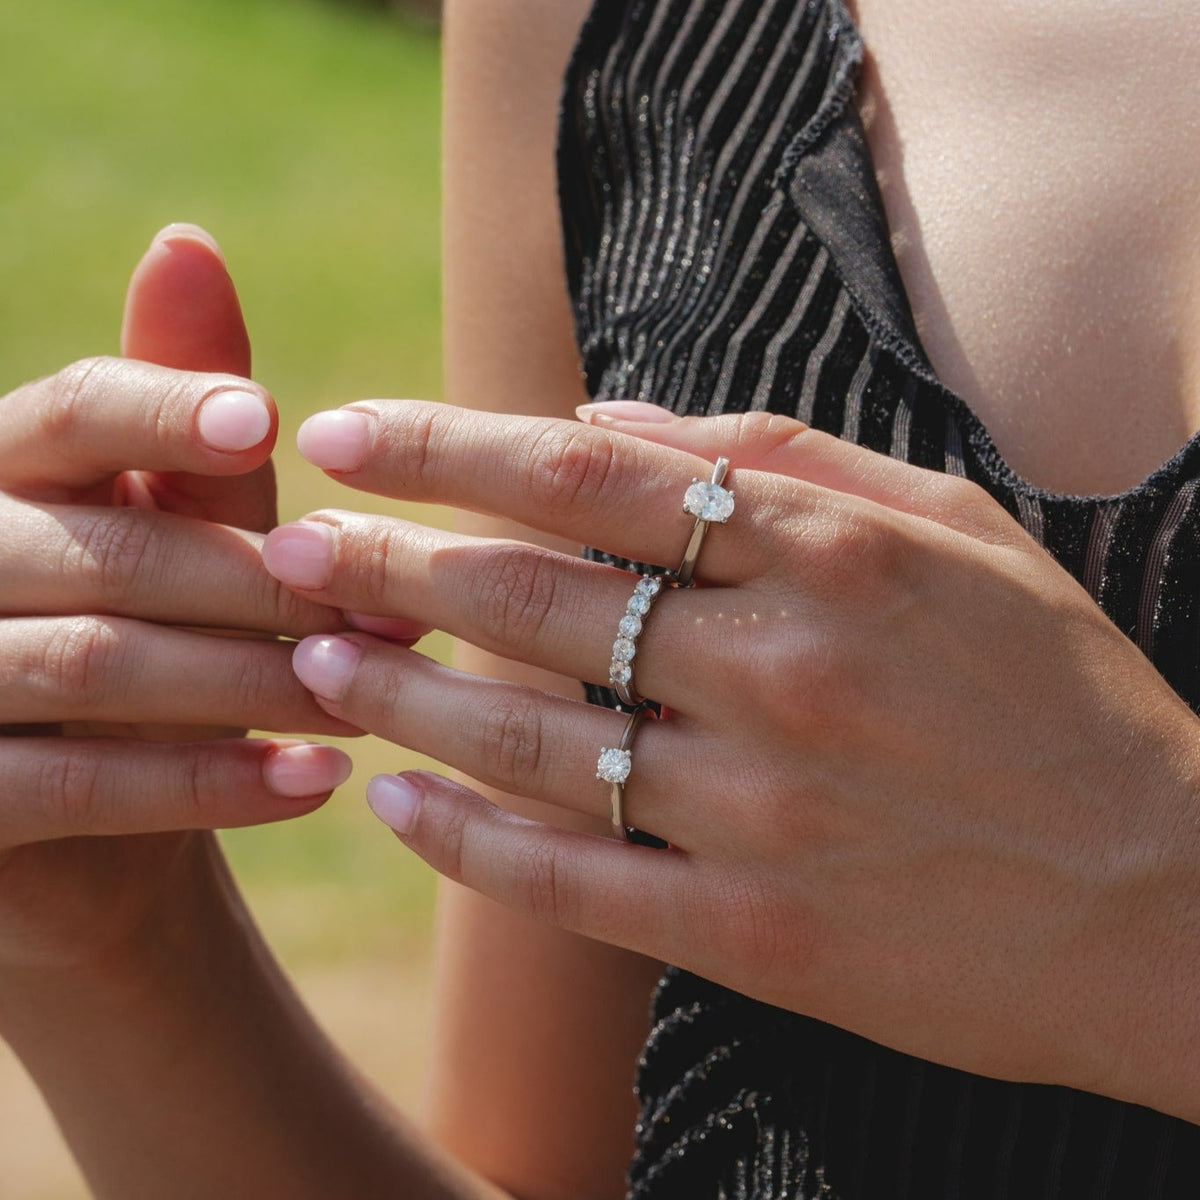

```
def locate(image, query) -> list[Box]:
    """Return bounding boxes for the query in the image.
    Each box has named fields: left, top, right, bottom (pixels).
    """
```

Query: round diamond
left=596, top=747, right=632, bottom=784
left=628, top=593, right=652, bottom=617
left=609, top=660, right=633, bottom=686
left=683, top=480, right=735, bottom=523
left=635, top=575, right=663, bottom=597
left=613, top=637, right=637, bottom=663
left=618, top=613, right=642, bottom=638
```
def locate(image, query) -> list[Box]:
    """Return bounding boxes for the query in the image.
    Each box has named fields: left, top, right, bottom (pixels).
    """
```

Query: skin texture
left=0, top=227, right=361, bottom=979
left=269, top=0, right=1200, bottom=1145
left=271, top=399, right=1200, bottom=1123
left=849, top=0, right=1200, bottom=496
left=0, top=228, right=514, bottom=1200
left=7, top=1, right=1200, bottom=1195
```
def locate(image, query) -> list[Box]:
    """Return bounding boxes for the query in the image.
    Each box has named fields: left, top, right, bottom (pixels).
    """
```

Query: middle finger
left=263, top=513, right=766, bottom=710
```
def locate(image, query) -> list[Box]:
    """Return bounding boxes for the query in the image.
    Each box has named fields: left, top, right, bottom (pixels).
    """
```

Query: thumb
left=119, top=223, right=277, bottom=531
left=121, top=223, right=251, bottom=374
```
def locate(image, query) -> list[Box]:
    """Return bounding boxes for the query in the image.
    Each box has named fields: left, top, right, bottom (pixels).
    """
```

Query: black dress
left=557, top=1, right=1200, bottom=1196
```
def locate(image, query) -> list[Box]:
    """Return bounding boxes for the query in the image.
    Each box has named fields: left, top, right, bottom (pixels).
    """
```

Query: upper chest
left=850, top=0, right=1200, bottom=493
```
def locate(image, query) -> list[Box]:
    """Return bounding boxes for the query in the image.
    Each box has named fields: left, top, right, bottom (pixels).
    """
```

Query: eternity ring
left=596, top=701, right=653, bottom=840
left=676, top=456, right=735, bottom=587
left=609, top=572, right=670, bottom=706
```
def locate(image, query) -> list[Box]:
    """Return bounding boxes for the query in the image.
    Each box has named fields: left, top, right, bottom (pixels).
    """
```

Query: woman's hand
left=0, top=227, right=356, bottom=979
left=264, top=398, right=1200, bottom=1120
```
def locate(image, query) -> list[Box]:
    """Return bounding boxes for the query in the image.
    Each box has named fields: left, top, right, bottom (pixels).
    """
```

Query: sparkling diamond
left=613, top=637, right=637, bottom=663
left=683, top=480, right=735, bottom=523
left=596, top=747, right=632, bottom=784
left=635, top=575, right=663, bottom=597
left=618, top=613, right=643, bottom=638
left=628, top=593, right=652, bottom=617
left=609, top=660, right=633, bottom=686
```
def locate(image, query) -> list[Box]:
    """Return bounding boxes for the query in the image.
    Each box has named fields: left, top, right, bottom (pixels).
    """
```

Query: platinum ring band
left=609, top=572, right=669, bottom=706
left=596, top=701, right=652, bottom=840
left=676, top=455, right=734, bottom=588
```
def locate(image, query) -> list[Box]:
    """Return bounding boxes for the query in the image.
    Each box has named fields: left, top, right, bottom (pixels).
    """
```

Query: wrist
left=1083, top=720, right=1200, bottom=1120
left=0, top=832, right=245, bottom=1064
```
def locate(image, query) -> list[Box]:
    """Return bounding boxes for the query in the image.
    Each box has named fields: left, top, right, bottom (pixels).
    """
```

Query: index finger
left=0, top=356, right=276, bottom=493
left=296, top=400, right=793, bottom=583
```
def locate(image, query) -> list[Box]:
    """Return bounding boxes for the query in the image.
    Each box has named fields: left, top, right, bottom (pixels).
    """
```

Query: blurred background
left=2, top=1, right=445, bottom=1194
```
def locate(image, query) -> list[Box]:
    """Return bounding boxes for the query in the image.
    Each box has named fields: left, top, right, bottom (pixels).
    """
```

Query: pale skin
left=4, top=0, right=1200, bottom=1196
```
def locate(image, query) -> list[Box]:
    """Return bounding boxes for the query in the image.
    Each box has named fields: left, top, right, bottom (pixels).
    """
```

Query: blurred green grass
left=2, top=0, right=445, bottom=967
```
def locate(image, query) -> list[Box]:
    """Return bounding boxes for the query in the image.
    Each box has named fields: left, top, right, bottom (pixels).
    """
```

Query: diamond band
left=597, top=701, right=653, bottom=840
left=609, top=572, right=668, bottom=706
left=676, top=456, right=734, bottom=587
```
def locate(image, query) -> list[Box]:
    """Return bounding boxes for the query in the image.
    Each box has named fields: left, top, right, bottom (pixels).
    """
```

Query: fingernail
left=292, top=635, right=361, bottom=701
left=344, top=611, right=432, bottom=641
left=264, top=743, right=353, bottom=798
left=576, top=401, right=678, bottom=426
left=154, top=222, right=226, bottom=263
left=198, top=389, right=272, bottom=452
left=367, top=774, right=422, bottom=835
left=297, top=410, right=373, bottom=472
left=262, top=521, right=335, bottom=590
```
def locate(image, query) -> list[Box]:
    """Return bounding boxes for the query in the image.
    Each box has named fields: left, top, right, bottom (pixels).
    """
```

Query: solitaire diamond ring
left=676, top=456, right=734, bottom=586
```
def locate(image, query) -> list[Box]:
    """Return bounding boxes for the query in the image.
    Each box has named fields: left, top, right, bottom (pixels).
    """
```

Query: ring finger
left=263, top=514, right=763, bottom=711
left=291, top=633, right=693, bottom=843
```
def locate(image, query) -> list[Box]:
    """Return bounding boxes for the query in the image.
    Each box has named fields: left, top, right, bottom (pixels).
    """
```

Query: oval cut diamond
left=683, top=480, right=735, bottom=523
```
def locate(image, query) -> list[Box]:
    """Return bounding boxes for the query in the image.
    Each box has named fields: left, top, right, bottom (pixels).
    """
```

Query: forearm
left=0, top=834, right=506, bottom=1200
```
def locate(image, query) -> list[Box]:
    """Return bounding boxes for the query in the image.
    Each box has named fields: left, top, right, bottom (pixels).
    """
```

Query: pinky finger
left=0, top=738, right=351, bottom=845
left=366, top=770, right=692, bottom=956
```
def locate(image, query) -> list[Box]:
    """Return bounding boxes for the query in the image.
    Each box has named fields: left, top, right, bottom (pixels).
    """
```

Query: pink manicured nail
left=198, top=389, right=272, bottom=452
left=367, top=774, right=422, bottom=835
left=263, top=743, right=353, bottom=798
left=262, top=521, right=335, bottom=590
left=576, top=400, right=678, bottom=426
left=344, top=611, right=432, bottom=641
left=297, top=409, right=373, bottom=472
left=292, top=635, right=361, bottom=701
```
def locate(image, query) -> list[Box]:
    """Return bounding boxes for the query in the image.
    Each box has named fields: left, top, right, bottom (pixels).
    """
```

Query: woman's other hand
left=267, top=398, right=1200, bottom=1122
left=0, top=227, right=354, bottom=979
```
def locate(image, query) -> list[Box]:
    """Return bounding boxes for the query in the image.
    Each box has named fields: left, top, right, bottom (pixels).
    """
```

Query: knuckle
left=940, top=473, right=987, bottom=508
left=479, top=690, right=547, bottom=792
left=67, top=510, right=157, bottom=604
left=228, top=646, right=278, bottom=719
left=519, top=836, right=579, bottom=928
left=436, top=797, right=472, bottom=883
left=339, top=519, right=394, bottom=605
left=527, top=425, right=618, bottom=513
left=405, top=404, right=441, bottom=487
left=728, top=411, right=808, bottom=459
left=43, top=357, right=118, bottom=440
left=40, top=751, right=107, bottom=835
left=472, top=544, right=560, bottom=647
left=174, top=747, right=211, bottom=821
left=704, top=869, right=815, bottom=993
left=803, top=508, right=903, bottom=591
left=40, top=617, right=123, bottom=705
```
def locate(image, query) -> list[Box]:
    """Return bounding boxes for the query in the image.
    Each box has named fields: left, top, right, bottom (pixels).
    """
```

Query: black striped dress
left=557, top=1, right=1200, bottom=1196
